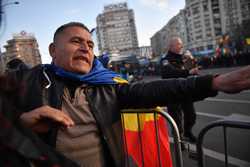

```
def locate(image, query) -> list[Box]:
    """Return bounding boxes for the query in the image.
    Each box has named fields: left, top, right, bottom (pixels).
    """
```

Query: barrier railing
left=197, top=116, right=250, bottom=167
left=121, top=108, right=183, bottom=167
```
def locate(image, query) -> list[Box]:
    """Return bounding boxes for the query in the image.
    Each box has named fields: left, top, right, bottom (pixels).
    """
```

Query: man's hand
left=212, top=65, right=250, bottom=93
left=20, top=105, right=74, bottom=133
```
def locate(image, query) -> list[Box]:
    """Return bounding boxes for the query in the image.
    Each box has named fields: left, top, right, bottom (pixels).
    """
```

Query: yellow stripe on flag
left=122, top=107, right=162, bottom=131
left=113, top=77, right=128, bottom=84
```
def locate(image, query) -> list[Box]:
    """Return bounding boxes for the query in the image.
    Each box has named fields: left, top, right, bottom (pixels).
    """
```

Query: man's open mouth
left=74, top=56, right=89, bottom=63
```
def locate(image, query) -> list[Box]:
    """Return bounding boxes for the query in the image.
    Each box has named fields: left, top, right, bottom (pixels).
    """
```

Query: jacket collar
left=167, top=51, right=183, bottom=61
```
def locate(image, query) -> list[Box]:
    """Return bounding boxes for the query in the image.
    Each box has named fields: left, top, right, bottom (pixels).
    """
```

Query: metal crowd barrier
left=121, top=108, right=183, bottom=167
left=197, top=114, right=250, bottom=167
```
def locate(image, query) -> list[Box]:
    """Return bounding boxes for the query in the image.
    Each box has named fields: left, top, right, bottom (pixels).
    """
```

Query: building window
left=194, top=24, right=201, bottom=29
left=214, top=18, right=220, bottom=24
left=195, top=29, right=202, bottom=34
left=213, top=8, right=219, bottom=13
left=207, top=45, right=213, bottom=50
left=215, top=27, right=222, bottom=36
left=192, top=7, right=200, bottom=15
left=206, top=33, right=212, bottom=37
left=205, top=22, right=210, bottom=27
left=203, top=4, right=208, bottom=11
left=196, top=35, right=202, bottom=40
left=194, top=15, right=200, bottom=20
left=197, top=46, right=204, bottom=51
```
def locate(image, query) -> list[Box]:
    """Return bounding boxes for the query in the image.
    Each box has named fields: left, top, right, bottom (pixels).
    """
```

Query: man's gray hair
left=168, top=37, right=182, bottom=48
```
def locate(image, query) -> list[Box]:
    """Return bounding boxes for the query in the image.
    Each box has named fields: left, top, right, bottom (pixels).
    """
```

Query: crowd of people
left=0, top=22, right=250, bottom=167
left=197, top=51, right=250, bottom=69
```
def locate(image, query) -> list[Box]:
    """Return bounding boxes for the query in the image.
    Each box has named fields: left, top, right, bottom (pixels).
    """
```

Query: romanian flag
left=122, top=108, right=173, bottom=167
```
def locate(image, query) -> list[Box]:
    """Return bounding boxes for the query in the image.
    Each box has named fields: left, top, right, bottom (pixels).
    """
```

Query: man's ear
left=49, top=43, right=56, bottom=60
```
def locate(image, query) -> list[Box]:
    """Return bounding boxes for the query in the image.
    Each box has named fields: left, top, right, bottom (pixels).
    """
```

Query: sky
left=0, top=0, right=185, bottom=63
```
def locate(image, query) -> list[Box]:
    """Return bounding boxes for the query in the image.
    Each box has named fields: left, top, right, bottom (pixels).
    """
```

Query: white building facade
left=150, top=10, right=188, bottom=57
left=2, top=31, right=42, bottom=70
left=96, top=2, right=139, bottom=57
left=151, top=0, right=250, bottom=57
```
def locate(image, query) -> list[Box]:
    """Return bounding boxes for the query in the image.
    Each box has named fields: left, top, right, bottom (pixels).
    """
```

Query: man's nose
left=79, top=42, right=89, bottom=50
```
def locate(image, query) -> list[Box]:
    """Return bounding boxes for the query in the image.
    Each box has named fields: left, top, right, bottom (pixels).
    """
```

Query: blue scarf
left=44, top=59, right=127, bottom=85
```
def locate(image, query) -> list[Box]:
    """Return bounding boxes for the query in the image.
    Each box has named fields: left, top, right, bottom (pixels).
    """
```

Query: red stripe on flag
left=124, top=116, right=172, bottom=167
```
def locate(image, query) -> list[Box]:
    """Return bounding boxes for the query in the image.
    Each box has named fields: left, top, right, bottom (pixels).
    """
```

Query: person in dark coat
left=160, top=37, right=200, bottom=145
left=0, top=75, right=79, bottom=167
left=5, top=58, right=30, bottom=72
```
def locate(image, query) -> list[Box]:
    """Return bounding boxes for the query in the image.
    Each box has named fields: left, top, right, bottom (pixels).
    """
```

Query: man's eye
left=72, top=40, right=80, bottom=43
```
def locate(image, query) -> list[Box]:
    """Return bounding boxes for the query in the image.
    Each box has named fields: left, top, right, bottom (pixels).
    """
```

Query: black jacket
left=6, top=64, right=217, bottom=166
left=0, top=75, right=79, bottom=167
left=161, top=51, right=190, bottom=79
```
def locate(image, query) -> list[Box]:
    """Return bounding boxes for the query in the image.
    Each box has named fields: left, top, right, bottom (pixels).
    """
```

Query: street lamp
left=1, top=1, right=19, bottom=8
left=0, top=1, right=19, bottom=25
left=1, top=1, right=19, bottom=13
left=0, top=1, right=19, bottom=37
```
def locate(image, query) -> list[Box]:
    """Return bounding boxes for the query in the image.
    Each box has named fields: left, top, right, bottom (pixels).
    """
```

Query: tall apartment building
left=239, top=0, right=250, bottom=23
left=184, top=0, right=222, bottom=55
left=150, top=10, right=188, bottom=57
left=96, top=2, right=139, bottom=57
left=185, top=0, right=250, bottom=55
left=223, top=0, right=250, bottom=43
left=164, top=10, right=188, bottom=51
left=2, top=31, right=42, bottom=69
left=150, top=30, right=165, bottom=58
left=150, top=27, right=167, bottom=57
left=151, top=0, right=250, bottom=57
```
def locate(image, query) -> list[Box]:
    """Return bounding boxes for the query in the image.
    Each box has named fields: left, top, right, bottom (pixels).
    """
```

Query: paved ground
left=142, top=66, right=250, bottom=167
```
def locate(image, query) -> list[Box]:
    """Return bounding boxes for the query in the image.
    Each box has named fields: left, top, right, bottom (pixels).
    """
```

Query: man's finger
left=40, top=106, right=74, bottom=126
left=40, top=111, right=74, bottom=127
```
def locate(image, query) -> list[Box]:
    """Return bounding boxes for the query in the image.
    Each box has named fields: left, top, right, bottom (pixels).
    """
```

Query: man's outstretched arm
left=118, top=65, right=250, bottom=108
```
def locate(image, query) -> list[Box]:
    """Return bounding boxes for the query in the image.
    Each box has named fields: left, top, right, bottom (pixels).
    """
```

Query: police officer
left=160, top=37, right=199, bottom=147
